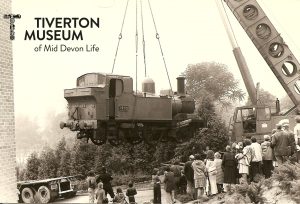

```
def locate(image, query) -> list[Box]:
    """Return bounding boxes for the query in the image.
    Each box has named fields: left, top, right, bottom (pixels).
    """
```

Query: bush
left=111, top=174, right=152, bottom=187
left=272, top=161, right=300, bottom=182
left=290, top=180, right=300, bottom=203
left=175, top=194, right=194, bottom=203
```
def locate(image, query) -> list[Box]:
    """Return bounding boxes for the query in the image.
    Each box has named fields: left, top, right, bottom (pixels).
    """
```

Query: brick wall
left=0, top=0, right=18, bottom=202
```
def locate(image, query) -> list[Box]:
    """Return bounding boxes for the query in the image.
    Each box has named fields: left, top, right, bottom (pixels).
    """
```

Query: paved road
left=54, top=188, right=175, bottom=204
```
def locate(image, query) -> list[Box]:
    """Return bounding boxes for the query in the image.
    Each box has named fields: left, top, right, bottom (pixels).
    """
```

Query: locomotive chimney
left=177, top=75, right=185, bottom=96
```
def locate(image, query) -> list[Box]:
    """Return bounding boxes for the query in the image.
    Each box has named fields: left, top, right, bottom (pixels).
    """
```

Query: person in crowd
left=153, top=176, right=161, bottom=204
left=214, top=152, right=224, bottom=193
left=261, top=135, right=274, bottom=178
left=184, top=155, right=195, bottom=198
left=282, top=121, right=296, bottom=158
left=235, top=142, right=243, bottom=183
left=250, top=137, right=262, bottom=182
left=235, top=139, right=251, bottom=183
left=126, top=181, right=137, bottom=204
left=294, top=116, right=300, bottom=163
left=163, top=166, right=176, bottom=204
left=170, top=159, right=182, bottom=194
left=192, top=154, right=207, bottom=199
left=204, top=146, right=210, bottom=156
left=87, top=170, right=97, bottom=203
left=179, top=170, right=187, bottom=194
left=271, top=123, right=292, bottom=164
left=96, top=167, right=115, bottom=199
left=113, top=188, right=126, bottom=204
left=205, top=150, right=218, bottom=196
left=222, top=145, right=237, bottom=192
left=152, top=168, right=161, bottom=204
left=95, top=182, right=106, bottom=204
left=272, top=127, right=279, bottom=168
left=231, top=142, right=238, bottom=154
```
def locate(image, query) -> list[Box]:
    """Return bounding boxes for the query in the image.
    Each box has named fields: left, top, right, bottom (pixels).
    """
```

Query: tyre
left=37, top=185, right=51, bottom=203
left=21, top=187, right=34, bottom=203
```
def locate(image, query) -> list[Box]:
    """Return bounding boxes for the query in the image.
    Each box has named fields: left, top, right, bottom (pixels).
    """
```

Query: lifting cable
left=140, top=0, right=147, bottom=77
left=111, top=0, right=130, bottom=74
left=135, top=0, right=138, bottom=94
left=147, top=0, right=174, bottom=95
left=220, top=0, right=239, bottom=48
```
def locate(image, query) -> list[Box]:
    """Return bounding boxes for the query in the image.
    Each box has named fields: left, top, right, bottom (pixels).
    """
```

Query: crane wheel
left=37, top=185, right=51, bottom=203
left=21, top=187, right=34, bottom=203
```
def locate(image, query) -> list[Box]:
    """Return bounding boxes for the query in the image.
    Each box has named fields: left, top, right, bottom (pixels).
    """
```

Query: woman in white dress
left=205, top=150, right=218, bottom=195
left=235, top=139, right=252, bottom=183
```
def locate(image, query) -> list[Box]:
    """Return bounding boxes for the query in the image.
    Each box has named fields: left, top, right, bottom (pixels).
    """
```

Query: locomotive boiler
left=60, top=73, right=203, bottom=145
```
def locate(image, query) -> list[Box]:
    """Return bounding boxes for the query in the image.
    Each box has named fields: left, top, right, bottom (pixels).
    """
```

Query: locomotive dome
left=142, top=77, right=155, bottom=94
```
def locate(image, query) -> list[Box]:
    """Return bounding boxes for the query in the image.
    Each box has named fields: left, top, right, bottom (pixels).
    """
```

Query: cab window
left=235, top=109, right=242, bottom=123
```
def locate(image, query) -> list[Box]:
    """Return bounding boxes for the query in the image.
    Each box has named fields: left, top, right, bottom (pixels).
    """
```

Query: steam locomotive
left=60, top=73, right=203, bottom=146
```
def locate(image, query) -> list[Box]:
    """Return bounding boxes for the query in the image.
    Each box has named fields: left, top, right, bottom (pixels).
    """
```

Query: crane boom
left=223, top=0, right=300, bottom=112
left=215, top=0, right=257, bottom=105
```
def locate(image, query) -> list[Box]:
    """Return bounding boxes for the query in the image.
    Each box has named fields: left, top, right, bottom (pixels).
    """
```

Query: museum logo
left=24, top=17, right=100, bottom=41
left=3, top=14, right=21, bottom=40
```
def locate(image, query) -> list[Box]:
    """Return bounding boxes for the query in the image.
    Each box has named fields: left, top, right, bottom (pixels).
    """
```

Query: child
left=153, top=176, right=161, bottom=204
left=113, top=188, right=126, bottom=204
left=95, top=182, right=106, bottom=204
left=126, top=181, right=137, bottom=204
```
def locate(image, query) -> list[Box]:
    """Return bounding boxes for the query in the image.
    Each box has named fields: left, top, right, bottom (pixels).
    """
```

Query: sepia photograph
left=1, top=0, right=300, bottom=203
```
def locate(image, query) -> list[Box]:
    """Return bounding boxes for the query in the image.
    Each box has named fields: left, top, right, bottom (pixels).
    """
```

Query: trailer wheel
left=37, top=185, right=51, bottom=203
left=21, top=187, right=34, bottom=203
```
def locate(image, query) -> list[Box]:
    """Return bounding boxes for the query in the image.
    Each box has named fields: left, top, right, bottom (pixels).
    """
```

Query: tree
left=279, top=95, right=294, bottom=113
left=24, top=152, right=40, bottom=180
left=246, top=88, right=277, bottom=106
left=70, top=140, right=97, bottom=177
left=38, top=146, right=58, bottom=179
left=185, top=62, right=245, bottom=107
left=57, top=151, right=71, bottom=177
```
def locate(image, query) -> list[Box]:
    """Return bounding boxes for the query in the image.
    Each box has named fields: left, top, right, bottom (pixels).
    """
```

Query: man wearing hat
left=282, top=120, right=296, bottom=158
left=271, top=121, right=293, bottom=164
left=184, top=155, right=195, bottom=198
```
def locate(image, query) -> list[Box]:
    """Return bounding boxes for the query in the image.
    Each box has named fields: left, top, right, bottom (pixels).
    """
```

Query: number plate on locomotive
left=118, top=105, right=129, bottom=112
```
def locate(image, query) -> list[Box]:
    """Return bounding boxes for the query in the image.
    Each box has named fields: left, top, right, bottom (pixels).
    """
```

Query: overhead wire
left=140, top=0, right=147, bottom=77
left=135, top=0, right=138, bottom=94
left=147, top=0, right=174, bottom=96
left=111, top=0, right=130, bottom=74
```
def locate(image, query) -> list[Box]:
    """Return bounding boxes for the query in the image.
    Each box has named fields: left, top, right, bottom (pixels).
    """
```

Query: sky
left=11, top=0, right=300, bottom=127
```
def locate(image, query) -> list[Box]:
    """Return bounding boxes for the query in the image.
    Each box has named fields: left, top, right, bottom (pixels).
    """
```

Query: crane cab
left=231, top=105, right=272, bottom=142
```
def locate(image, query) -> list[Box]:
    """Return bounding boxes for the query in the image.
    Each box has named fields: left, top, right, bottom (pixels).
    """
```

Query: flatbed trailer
left=17, top=176, right=77, bottom=203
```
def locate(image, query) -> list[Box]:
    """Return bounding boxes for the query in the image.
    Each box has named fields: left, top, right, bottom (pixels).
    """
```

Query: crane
left=217, top=0, right=300, bottom=142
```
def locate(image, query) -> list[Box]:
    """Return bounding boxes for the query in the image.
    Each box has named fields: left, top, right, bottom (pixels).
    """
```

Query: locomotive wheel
left=91, top=137, right=106, bottom=145
left=37, top=185, right=51, bottom=203
left=142, top=128, right=158, bottom=146
left=125, top=129, right=143, bottom=145
left=158, top=130, right=170, bottom=143
left=21, top=187, right=34, bottom=203
left=91, top=128, right=107, bottom=145
left=108, top=129, right=123, bottom=146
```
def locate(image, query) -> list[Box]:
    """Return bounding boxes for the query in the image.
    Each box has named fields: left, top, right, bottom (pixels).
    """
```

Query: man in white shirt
left=250, top=137, right=262, bottom=182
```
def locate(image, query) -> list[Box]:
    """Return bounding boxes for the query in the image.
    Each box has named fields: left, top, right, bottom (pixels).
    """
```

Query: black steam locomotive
left=60, top=73, right=203, bottom=145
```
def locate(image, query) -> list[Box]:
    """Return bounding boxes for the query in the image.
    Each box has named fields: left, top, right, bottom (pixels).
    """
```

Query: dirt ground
left=54, top=188, right=177, bottom=204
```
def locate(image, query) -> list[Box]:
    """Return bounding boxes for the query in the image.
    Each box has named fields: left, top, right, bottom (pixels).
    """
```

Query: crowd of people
left=86, top=167, right=137, bottom=204
left=85, top=117, right=300, bottom=204
left=156, top=117, right=300, bottom=203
